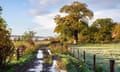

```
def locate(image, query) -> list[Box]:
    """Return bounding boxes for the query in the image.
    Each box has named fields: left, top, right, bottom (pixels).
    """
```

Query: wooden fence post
left=73, top=48, right=75, bottom=57
left=93, top=54, right=96, bottom=72
left=77, top=49, right=79, bottom=59
left=83, top=50, right=85, bottom=63
left=74, top=48, right=77, bottom=58
left=110, top=59, right=115, bottom=72
left=72, top=48, right=74, bottom=57
left=16, top=49, right=20, bottom=60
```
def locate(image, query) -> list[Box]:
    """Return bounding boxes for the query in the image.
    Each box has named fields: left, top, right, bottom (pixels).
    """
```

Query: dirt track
left=15, top=47, right=52, bottom=72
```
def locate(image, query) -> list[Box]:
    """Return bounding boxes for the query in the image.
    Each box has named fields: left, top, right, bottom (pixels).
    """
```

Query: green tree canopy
left=91, top=18, right=115, bottom=43
left=0, top=6, right=14, bottom=66
left=54, top=1, right=93, bottom=44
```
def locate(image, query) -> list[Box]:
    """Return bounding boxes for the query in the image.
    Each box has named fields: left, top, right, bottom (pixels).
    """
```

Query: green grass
left=69, top=43, right=120, bottom=72
left=12, top=53, right=36, bottom=64
left=1, top=53, right=36, bottom=72
left=58, top=54, right=93, bottom=72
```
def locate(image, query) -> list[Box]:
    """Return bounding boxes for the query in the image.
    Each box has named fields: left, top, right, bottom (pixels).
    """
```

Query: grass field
left=70, top=43, right=120, bottom=72
left=70, top=43, right=120, bottom=48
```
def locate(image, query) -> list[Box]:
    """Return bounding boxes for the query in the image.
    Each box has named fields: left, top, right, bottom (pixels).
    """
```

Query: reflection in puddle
left=37, top=50, right=43, bottom=59
left=28, top=49, right=67, bottom=72
left=28, top=60, right=43, bottom=72
left=28, top=50, right=43, bottom=72
left=50, top=60, right=60, bottom=72
left=35, top=60, right=43, bottom=64
left=48, top=49, right=52, bottom=55
left=52, top=60, right=57, bottom=68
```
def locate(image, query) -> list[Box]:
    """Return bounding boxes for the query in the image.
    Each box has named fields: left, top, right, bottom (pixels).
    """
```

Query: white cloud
left=28, top=0, right=74, bottom=15
left=29, top=0, right=60, bottom=15
left=30, top=0, right=59, bottom=7
left=33, top=15, right=55, bottom=29
left=31, top=13, right=57, bottom=36
left=30, top=12, right=67, bottom=36
left=84, top=0, right=120, bottom=10
left=29, top=9, right=50, bottom=15
left=89, top=9, right=120, bottom=24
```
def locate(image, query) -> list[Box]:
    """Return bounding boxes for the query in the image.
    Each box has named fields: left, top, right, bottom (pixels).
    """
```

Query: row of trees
left=79, top=18, right=117, bottom=43
left=54, top=1, right=120, bottom=44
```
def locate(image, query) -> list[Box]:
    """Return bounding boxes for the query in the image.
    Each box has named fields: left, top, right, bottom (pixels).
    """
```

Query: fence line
left=69, top=47, right=120, bottom=72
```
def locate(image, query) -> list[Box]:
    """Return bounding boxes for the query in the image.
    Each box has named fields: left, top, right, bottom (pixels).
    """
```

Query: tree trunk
left=73, top=30, right=78, bottom=44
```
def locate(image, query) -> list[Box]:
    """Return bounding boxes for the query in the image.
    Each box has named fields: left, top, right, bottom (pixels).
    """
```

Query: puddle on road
left=28, top=49, right=66, bottom=72
left=28, top=50, right=43, bottom=72
left=37, top=50, right=43, bottom=59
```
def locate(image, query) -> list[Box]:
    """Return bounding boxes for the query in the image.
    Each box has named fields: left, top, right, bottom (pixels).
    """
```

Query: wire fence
left=69, top=47, right=120, bottom=72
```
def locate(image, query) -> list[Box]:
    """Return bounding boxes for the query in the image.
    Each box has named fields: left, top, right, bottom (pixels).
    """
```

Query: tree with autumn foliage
left=91, top=18, right=115, bottom=43
left=0, top=6, right=14, bottom=67
left=54, top=1, right=93, bottom=44
left=112, top=23, right=120, bottom=42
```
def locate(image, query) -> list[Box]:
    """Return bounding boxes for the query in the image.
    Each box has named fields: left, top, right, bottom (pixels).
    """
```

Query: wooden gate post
left=93, top=54, right=96, bottom=72
left=77, top=49, right=79, bottom=59
left=83, top=50, right=85, bottom=63
left=110, top=59, right=115, bottom=72
left=74, top=48, right=77, bottom=58
left=16, top=49, right=20, bottom=60
left=73, top=48, right=75, bottom=57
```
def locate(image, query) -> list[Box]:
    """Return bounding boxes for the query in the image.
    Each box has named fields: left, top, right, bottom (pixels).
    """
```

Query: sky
left=0, top=0, right=120, bottom=36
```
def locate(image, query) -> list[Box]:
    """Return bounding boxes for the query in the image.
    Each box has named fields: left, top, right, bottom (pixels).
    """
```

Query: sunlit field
left=70, top=43, right=120, bottom=48
left=70, top=43, right=120, bottom=72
